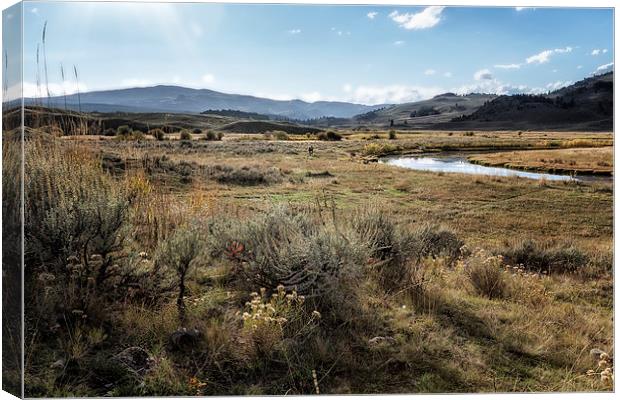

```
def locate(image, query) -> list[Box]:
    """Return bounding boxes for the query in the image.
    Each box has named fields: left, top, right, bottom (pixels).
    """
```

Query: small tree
left=192, top=128, right=202, bottom=134
left=155, top=226, right=203, bottom=324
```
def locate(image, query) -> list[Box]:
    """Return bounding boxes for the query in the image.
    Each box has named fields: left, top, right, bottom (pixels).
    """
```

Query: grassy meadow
left=9, top=122, right=613, bottom=396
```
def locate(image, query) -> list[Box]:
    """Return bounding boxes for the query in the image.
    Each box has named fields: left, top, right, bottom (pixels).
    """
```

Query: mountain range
left=25, top=85, right=384, bottom=120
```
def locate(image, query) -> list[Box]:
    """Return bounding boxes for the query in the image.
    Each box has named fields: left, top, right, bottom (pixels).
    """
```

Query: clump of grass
left=388, top=130, right=397, bottom=140
left=362, top=143, right=401, bottom=157
left=464, top=248, right=507, bottom=299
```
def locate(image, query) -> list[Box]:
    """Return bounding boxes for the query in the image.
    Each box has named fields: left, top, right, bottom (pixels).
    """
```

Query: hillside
left=24, top=85, right=383, bottom=120
left=444, top=72, right=613, bottom=131
left=346, top=93, right=497, bottom=128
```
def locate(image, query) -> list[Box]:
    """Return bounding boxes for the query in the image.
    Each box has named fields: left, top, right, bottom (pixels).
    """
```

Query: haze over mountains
left=25, top=86, right=384, bottom=120
left=21, top=72, right=613, bottom=131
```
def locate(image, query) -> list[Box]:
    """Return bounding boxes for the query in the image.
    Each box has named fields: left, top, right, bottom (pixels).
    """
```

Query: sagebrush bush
left=410, top=224, right=464, bottom=265
left=150, top=128, right=165, bottom=141
left=205, top=130, right=223, bottom=141
left=501, top=239, right=589, bottom=274
left=155, top=224, right=204, bottom=323
left=388, top=130, right=397, bottom=140
left=317, top=131, right=342, bottom=141
left=179, top=130, right=192, bottom=140
left=205, top=164, right=284, bottom=186
left=205, top=205, right=367, bottom=318
left=25, top=140, right=130, bottom=286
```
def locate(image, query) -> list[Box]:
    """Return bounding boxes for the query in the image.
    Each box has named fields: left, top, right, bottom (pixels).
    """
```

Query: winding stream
left=380, top=155, right=609, bottom=182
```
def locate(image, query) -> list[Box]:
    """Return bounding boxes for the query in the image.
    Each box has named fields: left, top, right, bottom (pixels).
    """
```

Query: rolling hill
left=344, top=93, right=498, bottom=128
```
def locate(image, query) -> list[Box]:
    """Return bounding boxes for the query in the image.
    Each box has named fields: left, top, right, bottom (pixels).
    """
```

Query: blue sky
left=15, top=2, right=615, bottom=105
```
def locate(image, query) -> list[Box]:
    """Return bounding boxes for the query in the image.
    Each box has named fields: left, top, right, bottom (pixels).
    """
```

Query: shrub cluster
left=317, top=131, right=342, bottom=141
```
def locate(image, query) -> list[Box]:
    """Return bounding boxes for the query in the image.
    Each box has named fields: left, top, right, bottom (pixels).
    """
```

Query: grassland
left=469, top=147, right=613, bottom=175
left=13, top=125, right=614, bottom=396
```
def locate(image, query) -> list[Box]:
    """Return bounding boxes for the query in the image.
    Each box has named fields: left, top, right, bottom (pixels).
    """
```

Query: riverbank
left=468, top=147, right=613, bottom=176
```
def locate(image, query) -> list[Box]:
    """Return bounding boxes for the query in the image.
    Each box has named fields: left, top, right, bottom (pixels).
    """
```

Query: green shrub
left=410, top=224, right=464, bottom=265
left=388, top=130, right=397, bottom=140
left=272, top=131, right=289, bottom=140
left=205, top=130, right=223, bottom=141
left=205, top=164, right=284, bottom=186
left=317, top=131, right=342, bottom=141
left=116, top=125, right=131, bottom=137
left=501, top=239, right=589, bottom=274
left=192, top=128, right=202, bottom=134
left=150, top=129, right=165, bottom=141
left=179, top=130, right=192, bottom=141
left=205, top=205, right=367, bottom=318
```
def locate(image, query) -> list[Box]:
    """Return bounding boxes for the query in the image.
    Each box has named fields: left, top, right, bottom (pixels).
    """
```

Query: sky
left=6, top=2, right=616, bottom=105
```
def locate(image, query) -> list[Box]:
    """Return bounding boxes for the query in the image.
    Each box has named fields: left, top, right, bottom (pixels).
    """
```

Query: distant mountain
left=347, top=93, right=498, bottom=128
left=24, top=85, right=384, bottom=120
left=444, top=72, right=613, bottom=131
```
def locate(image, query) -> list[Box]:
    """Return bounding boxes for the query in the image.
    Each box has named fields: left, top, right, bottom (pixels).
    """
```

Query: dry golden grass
left=469, top=147, right=613, bottom=175
left=20, top=129, right=614, bottom=395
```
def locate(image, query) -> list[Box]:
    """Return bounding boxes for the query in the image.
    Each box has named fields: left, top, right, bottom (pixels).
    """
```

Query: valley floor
left=15, top=129, right=614, bottom=395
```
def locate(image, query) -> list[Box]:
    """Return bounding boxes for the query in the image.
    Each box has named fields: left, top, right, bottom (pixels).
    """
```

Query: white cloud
left=515, top=7, right=535, bottom=11
left=201, top=74, right=215, bottom=84
left=443, top=72, right=452, bottom=78
left=424, top=69, right=436, bottom=75
left=301, top=91, right=322, bottom=102
left=389, top=6, right=444, bottom=30
left=526, top=47, right=572, bottom=64
left=30, top=7, right=38, bottom=14
left=288, top=29, right=301, bottom=35
left=393, top=40, right=405, bottom=46
left=343, top=84, right=352, bottom=93
left=346, top=84, right=444, bottom=105
left=22, top=81, right=89, bottom=98
left=591, top=48, right=608, bottom=56
left=367, top=11, right=378, bottom=20
left=455, top=79, right=529, bottom=96
left=596, top=62, right=614, bottom=72
left=577, top=65, right=583, bottom=69
left=494, top=63, right=521, bottom=69
left=546, top=80, right=572, bottom=91
left=474, top=68, right=493, bottom=81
